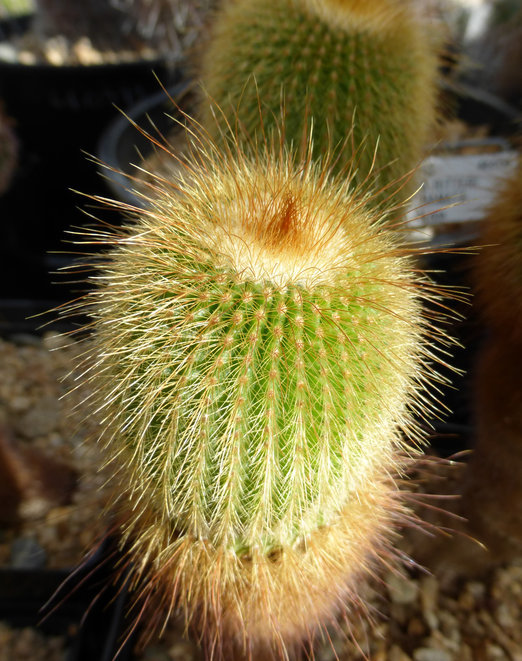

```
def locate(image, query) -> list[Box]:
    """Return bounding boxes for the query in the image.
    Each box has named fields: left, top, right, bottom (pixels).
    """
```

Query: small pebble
left=10, top=536, right=47, bottom=569
left=389, top=645, right=412, bottom=661
left=485, top=642, right=508, bottom=660
left=168, top=640, right=197, bottom=660
left=420, top=575, right=439, bottom=630
left=387, top=572, right=420, bottom=605
left=413, top=648, right=452, bottom=661
left=16, top=395, right=61, bottom=438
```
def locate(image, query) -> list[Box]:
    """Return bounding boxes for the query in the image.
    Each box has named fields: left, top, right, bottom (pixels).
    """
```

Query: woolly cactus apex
left=70, top=128, right=453, bottom=659
left=199, top=0, right=439, bottom=203
left=474, top=160, right=522, bottom=339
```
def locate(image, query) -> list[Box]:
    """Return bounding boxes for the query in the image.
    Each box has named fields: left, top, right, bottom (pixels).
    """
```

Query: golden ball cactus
left=68, top=125, right=454, bottom=659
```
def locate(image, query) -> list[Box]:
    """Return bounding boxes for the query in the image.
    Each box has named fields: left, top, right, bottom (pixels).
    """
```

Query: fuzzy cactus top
left=199, top=0, right=439, bottom=203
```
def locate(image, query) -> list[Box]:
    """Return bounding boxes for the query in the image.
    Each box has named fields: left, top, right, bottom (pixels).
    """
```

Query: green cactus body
left=199, top=0, right=438, bottom=202
left=75, top=132, right=449, bottom=657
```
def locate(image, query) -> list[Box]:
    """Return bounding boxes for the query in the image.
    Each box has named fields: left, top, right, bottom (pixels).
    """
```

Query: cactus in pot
left=411, top=161, right=522, bottom=580
left=459, top=161, right=522, bottom=569
left=199, top=0, right=440, bottom=203
left=69, top=123, right=454, bottom=659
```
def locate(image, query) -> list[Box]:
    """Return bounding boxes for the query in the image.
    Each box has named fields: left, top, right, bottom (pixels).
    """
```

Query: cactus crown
left=304, top=0, right=410, bottom=32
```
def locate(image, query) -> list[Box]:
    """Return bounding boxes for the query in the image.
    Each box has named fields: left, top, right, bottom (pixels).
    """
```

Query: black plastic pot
left=97, top=81, right=192, bottom=208
left=0, top=15, right=178, bottom=126
left=0, top=14, right=181, bottom=306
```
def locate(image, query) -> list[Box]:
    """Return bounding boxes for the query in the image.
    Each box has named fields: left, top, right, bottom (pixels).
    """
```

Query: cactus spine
left=74, top=131, right=451, bottom=658
left=199, top=0, right=439, bottom=201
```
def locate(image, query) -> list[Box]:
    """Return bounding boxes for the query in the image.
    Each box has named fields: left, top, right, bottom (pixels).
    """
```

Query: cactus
left=456, top=161, right=522, bottom=571
left=70, top=126, right=453, bottom=658
left=199, top=0, right=439, bottom=203
left=474, top=160, right=522, bottom=341
left=413, top=162, right=522, bottom=580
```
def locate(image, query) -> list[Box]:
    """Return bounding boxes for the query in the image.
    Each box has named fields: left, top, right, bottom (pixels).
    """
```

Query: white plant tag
left=408, top=147, right=519, bottom=227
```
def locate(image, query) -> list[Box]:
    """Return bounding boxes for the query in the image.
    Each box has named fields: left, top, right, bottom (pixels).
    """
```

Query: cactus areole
left=77, top=135, right=447, bottom=657
left=200, top=0, right=438, bottom=199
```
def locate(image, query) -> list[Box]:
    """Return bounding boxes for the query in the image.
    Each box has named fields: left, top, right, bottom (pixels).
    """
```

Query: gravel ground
left=0, top=333, right=521, bottom=661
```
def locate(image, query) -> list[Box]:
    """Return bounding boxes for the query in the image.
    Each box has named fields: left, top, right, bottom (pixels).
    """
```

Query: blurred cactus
left=414, top=161, right=522, bottom=580
left=199, top=0, right=440, bottom=203
left=0, top=0, right=33, bottom=18
left=464, top=162, right=522, bottom=565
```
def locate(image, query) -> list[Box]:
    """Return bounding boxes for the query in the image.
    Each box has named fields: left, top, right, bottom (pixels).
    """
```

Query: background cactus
left=71, top=128, right=453, bottom=658
left=458, top=161, right=522, bottom=570
left=410, top=161, right=522, bottom=581
left=474, top=160, right=522, bottom=341
left=199, top=0, right=439, bottom=203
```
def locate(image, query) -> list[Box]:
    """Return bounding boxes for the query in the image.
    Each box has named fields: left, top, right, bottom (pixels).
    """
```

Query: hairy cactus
left=199, top=0, right=439, bottom=201
left=458, top=161, right=522, bottom=570
left=413, top=162, right=522, bottom=580
left=70, top=127, right=453, bottom=658
left=474, top=160, right=522, bottom=340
